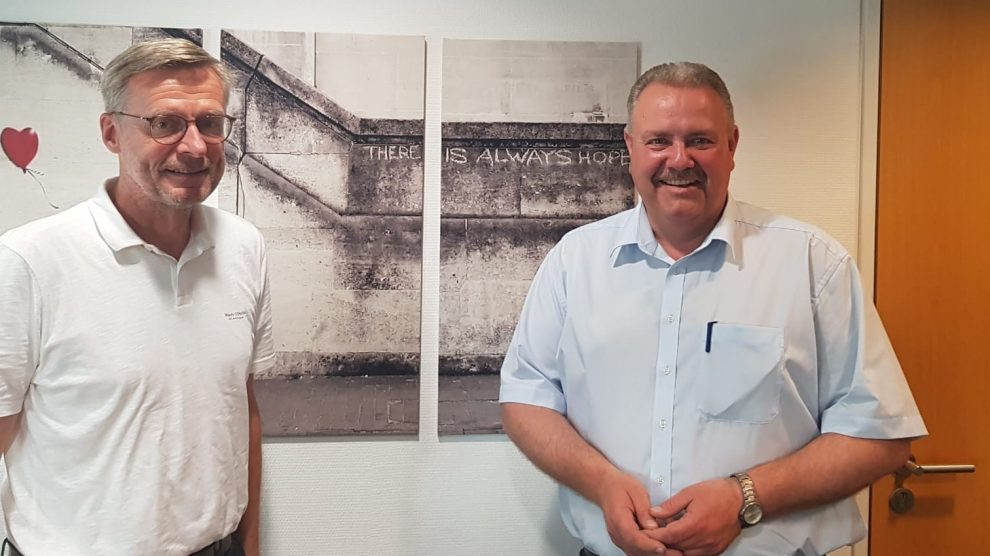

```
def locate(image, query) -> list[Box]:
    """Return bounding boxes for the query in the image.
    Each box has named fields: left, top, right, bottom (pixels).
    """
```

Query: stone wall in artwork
left=439, top=122, right=634, bottom=434
left=218, top=31, right=426, bottom=435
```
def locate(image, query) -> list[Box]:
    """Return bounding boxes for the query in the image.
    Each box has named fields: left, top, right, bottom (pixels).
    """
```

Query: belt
left=189, top=533, right=237, bottom=556
left=4, top=534, right=236, bottom=556
left=1, top=539, right=19, bottom=556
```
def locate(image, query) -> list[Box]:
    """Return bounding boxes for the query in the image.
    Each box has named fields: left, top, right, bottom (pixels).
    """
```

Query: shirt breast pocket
left=698, top=323, right=784, bottom=424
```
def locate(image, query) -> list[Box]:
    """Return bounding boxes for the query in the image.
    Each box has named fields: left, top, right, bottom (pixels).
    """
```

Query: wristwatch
left=730, top=472, right=763, bottom=528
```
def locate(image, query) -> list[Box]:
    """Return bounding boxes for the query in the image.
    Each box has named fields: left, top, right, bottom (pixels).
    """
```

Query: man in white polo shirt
left=0, top=39, right=271, bottom=555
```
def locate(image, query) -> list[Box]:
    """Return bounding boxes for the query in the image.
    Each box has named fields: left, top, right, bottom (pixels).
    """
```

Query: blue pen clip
left=705, top=321, right=717, bottom=353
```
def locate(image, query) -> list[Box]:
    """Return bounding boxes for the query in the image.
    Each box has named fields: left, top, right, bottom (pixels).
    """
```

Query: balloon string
left=26, top=169, right=59, bottom=209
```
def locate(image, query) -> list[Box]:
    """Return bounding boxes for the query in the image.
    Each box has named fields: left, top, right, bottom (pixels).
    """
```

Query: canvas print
left=219, top=30, right=425, bottom=436
left=439, top=39, right=640, bottom=434
left=0, top=23, right=199, bottom=229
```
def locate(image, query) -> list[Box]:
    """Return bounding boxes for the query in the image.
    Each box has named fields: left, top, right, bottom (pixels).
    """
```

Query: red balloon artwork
left=2, top=126, right=58, bottom=209
left=1, top=127, right=39, bottom=173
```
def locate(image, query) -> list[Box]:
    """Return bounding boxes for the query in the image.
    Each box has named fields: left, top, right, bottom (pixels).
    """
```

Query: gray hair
left=626, top=62, right=734, bottom=127
left=100, top=38, right=230, bottom=112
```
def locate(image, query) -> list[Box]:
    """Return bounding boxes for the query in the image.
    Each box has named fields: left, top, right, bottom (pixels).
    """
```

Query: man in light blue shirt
left=500, top=62, right=926, bottom=556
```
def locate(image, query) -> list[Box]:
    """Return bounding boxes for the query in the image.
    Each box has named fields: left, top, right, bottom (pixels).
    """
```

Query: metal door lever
left=889, top=456, right=976, bottom=514
left=901, top=460, right=975, bottom=475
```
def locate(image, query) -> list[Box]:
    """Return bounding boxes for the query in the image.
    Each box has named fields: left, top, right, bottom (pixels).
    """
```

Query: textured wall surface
left=227, top=30, right=426, bottom=120
left=438, top=125, right=635, bottom=434
left=443, top=39, right=638, bottom=123
left=219, top=30, right=425, bottom=435
left=439, top=40, right=638, bottom=434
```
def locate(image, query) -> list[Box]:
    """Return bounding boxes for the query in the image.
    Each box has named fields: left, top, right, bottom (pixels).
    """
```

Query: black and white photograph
left=439, top=39, right=639, bottom=434
left=0, top=23, right=198, bottom=228
left=219, top=30, right=426, bottom=436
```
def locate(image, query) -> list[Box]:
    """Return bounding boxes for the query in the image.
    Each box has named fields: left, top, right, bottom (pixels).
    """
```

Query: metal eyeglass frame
left=111, top=111, right=237, bottom=145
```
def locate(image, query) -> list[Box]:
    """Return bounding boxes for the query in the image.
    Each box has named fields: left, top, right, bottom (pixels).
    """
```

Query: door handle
left=901, top=460, right=976, bottom=475
left=889, top=456, right=976, bottom=514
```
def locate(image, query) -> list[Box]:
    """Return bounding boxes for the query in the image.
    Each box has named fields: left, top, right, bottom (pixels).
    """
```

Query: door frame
left=854, top=0, right=883, bottom=555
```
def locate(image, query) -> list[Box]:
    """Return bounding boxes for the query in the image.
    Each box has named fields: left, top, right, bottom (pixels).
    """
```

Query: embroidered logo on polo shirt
left=225, top=311, right=248, bottom=321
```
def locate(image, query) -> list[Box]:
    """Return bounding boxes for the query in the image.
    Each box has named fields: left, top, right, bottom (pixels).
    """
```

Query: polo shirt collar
left=611, top=194, right=741, bottom=265
left=88, top=177, right=215, bottom=258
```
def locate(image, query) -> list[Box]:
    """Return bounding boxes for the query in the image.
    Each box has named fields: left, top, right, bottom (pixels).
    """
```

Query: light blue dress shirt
left=500, top=196, right=926, bottom=556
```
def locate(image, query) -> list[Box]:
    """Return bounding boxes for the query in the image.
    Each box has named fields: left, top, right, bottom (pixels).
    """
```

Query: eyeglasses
left=112, top=111, right=236, bottom=145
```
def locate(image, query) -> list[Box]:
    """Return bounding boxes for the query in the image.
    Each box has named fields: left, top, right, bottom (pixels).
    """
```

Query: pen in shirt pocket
left=705, top=321, right=717, bottom=353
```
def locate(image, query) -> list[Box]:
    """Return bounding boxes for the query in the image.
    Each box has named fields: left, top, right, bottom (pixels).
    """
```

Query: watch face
left=742, top=503, right=763, bottom=525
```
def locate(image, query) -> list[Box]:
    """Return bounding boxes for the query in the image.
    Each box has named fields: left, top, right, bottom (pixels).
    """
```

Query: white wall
left=0, top=1, right=877, bottom=554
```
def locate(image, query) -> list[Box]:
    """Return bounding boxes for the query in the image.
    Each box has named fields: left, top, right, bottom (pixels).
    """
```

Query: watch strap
left=730, top=472, right=761, bottom=528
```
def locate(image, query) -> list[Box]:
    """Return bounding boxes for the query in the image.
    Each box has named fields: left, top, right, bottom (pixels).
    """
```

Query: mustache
left=654, top=168, right=706, bottom=183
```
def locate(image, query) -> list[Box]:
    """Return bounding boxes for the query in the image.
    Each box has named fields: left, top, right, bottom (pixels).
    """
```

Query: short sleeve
left=0, top=244, right=41, bottom=416
left=815, top=256, right=927, bottom=439
left=249, top=240, right=275, bottom=377
left=499, top=243, right=568, bottom=414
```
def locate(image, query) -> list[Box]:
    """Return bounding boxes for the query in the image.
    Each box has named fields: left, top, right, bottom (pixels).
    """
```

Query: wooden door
left=870, top=0, right=990, bottom=553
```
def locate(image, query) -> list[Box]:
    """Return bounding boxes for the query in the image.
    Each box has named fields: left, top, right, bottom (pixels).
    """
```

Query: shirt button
left=659, top=419, right=667, bottom=430
left=657, top=476, right=665, bottom=485
left=663, top=365, right=671, bottom=375
left=666, top=314, right=675, bottom=323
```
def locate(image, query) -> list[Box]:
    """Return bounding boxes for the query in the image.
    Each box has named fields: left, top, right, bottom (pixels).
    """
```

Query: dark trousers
left=190, top=533, right=243, bottom=556
left=3, top=534, right=241, bottom=556
left=579, top=549, right=600, bottom=556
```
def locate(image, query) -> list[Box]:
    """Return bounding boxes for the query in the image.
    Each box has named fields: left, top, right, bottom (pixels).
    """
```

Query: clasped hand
left=595, top=471, right=743, bottom=556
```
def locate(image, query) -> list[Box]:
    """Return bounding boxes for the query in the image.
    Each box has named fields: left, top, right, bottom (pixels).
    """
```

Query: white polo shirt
left=0, top=180, right=274, bottom=555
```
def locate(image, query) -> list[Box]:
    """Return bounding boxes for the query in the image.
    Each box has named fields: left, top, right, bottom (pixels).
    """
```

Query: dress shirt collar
left=88, top=177, right=215, bottom=258
left=612, top=193, right=741, bottom=265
